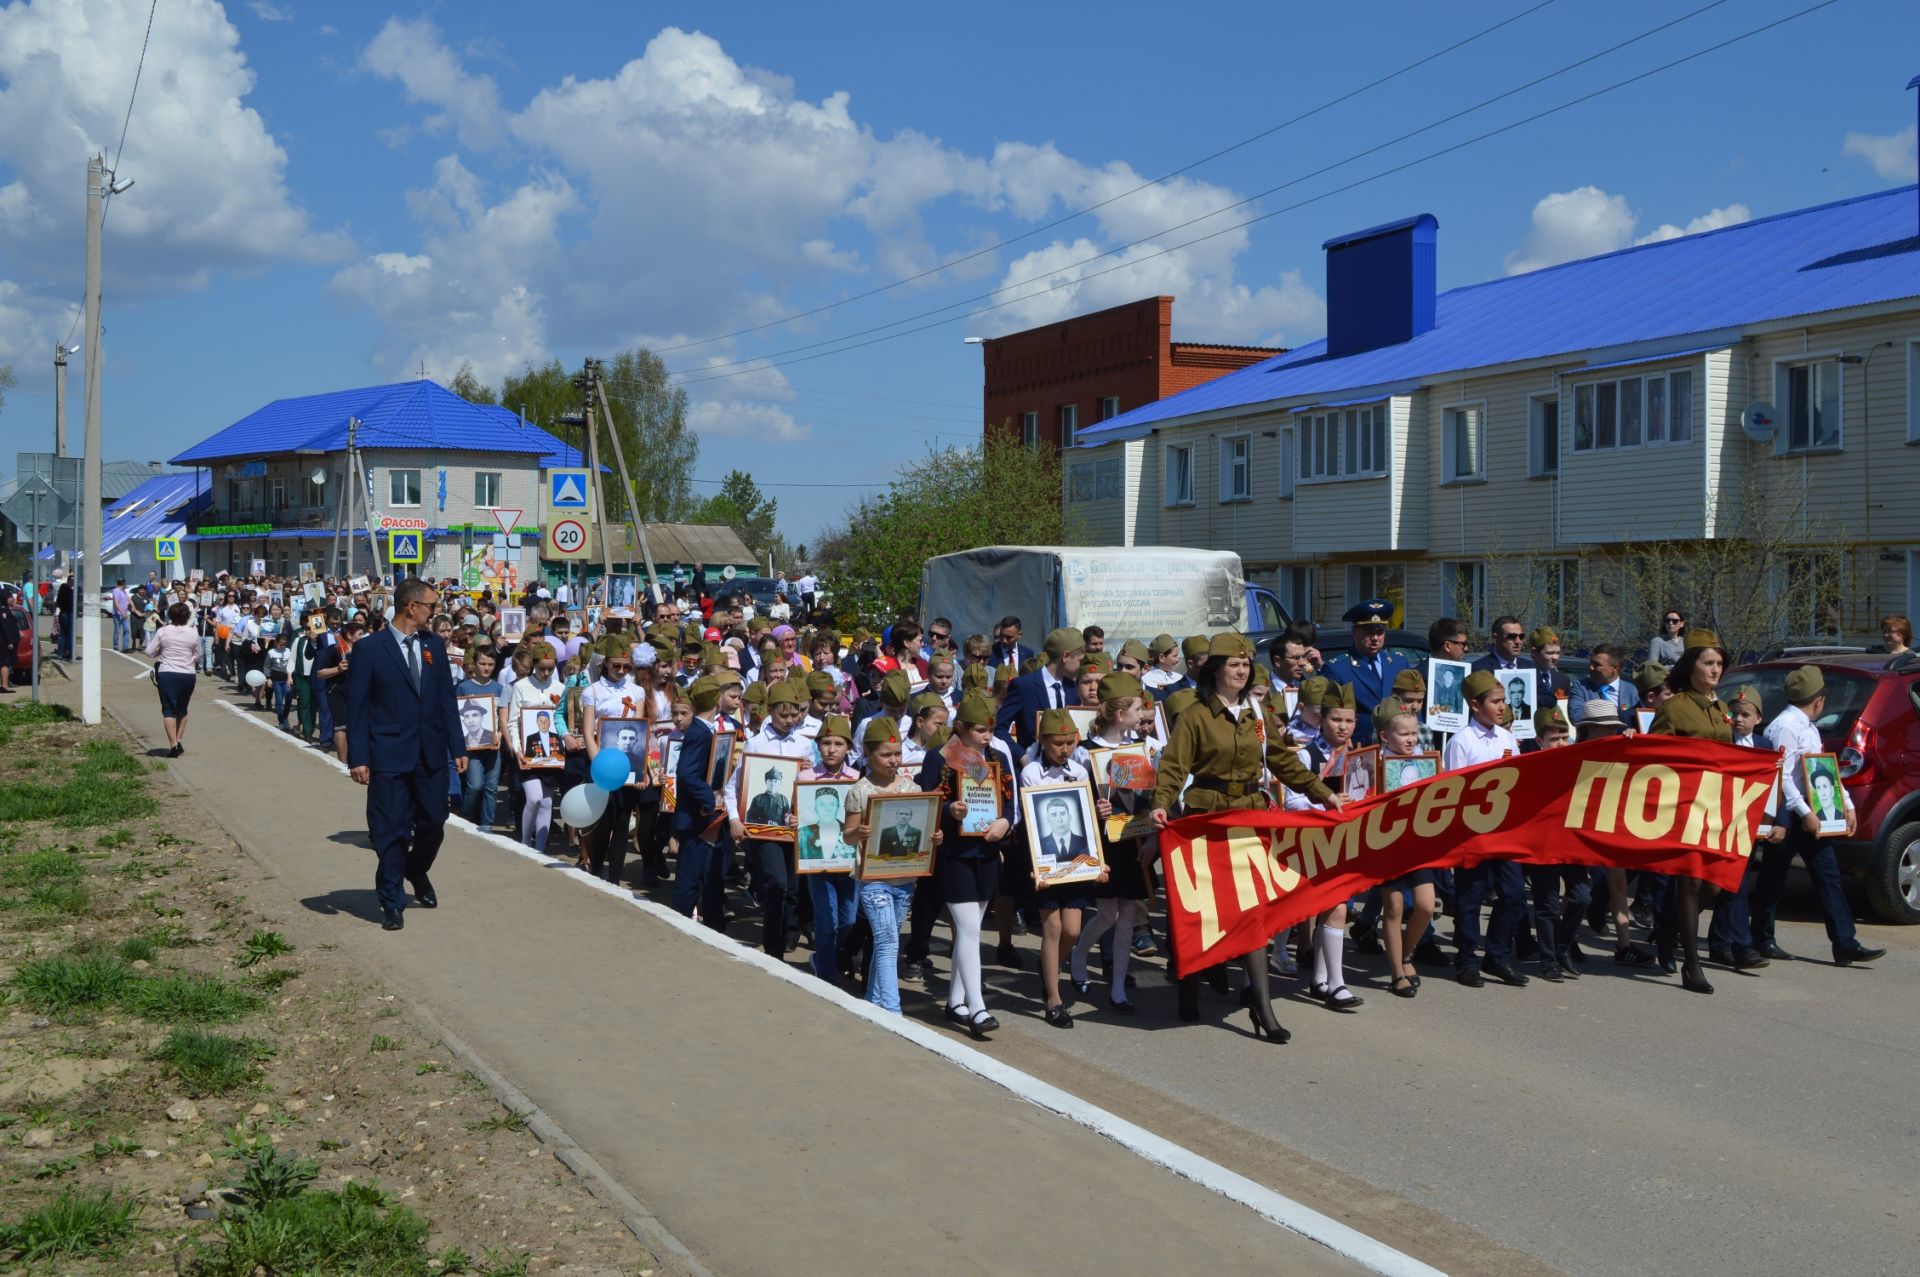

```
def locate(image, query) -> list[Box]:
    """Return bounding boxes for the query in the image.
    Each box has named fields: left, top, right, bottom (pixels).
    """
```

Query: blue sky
left=2, top=0, right=1917, bottom=541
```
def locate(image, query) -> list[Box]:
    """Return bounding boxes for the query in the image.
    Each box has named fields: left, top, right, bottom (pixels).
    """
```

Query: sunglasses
left=606, top=664, right=630, bottom=672
left=1666, top=617, right=1683, bottom=624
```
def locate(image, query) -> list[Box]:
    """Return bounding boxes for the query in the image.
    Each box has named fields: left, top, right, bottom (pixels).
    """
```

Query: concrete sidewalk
left=70, top=661, right=1400, bottom=1277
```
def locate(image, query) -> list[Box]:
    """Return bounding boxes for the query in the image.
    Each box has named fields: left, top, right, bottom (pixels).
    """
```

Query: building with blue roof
left=1060, top=181, right=1920, bottom=648
left=169, top=379, right=582, bottom=583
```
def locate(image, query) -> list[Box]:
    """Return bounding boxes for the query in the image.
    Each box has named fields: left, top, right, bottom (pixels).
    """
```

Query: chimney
left=1908, top=74, right=1919, bottom=238
left=1321, top=213, right=1438, bottom=359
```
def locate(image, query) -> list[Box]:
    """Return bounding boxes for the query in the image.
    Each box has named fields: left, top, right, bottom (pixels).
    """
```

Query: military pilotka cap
left=1463, top=670, right=1502, bottom=700
left=819, top=714, right=853, bottom=743
left=1631, top=663, right=1668, bottom=694
left=1119, top=638, right=1150, bottom=663
left=1043, top=627, right=1086, bottom=657
left=910, top=690, right=944, bottom=714
left=862, top=716, right=902, bottom=746
left=1098, top=671, right=1143, bottom=702
left=877, top=669, right=912, bottom=706
left=1373, top=697, right=1408, bottom=730
left=1528, top=626, right=1560, bottom=649
left=1249, top=663, right=1271, bottom=689
left=956, top=690, right=996, bottom=727
left=1207, top=631, right=1253, bottom=659
left=1037, top=707, right=1079, bottom=739
left=1082, top=651, right=1114, bottom=675
left=1730, top=686, right=1763, bottom=714
left=1021, top=655, right=1046, bottom=674
left=1163, top=687, right=1199, bottom=717
left=1535, top=704, right=1570, bottom=734
left=993, top=664, right=1016, bottom=687
left=1148, top=633, right=1179, bottom=658
left=1392, top=668, right=1426, bottom=694
left=1684, top=627, right=1722, bottom=652
left=805, top=669, right=837, bottom=697
left=961, top=663, right=989, bottom=691
left=1319, top=681, right=1356, bottom=710
left=688, top=676, right=722, bottom=711
left=1298, top=675, right=1331, bottom=706
left=1182, top=635, right=1211, bottom=662
left=1785, top=665, right=1824, bottom=704
left=742, top=681, right=768, bottom=706
left=767, top=679, right=806, bottom=707
left=1342, top=598, right=1392, bottom=627
left=748, top=615, right=772, bottom=634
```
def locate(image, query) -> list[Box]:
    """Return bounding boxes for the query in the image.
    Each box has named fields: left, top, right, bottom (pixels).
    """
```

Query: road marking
left=109, top=652, right=1441, bottom=1277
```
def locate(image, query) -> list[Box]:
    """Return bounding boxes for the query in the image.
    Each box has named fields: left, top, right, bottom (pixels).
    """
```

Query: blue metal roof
left=102, top=471, right=209, bottom=558
left=1080, top=183, right=1920, bottom=442
left=170, top=380, right=562, bottom=465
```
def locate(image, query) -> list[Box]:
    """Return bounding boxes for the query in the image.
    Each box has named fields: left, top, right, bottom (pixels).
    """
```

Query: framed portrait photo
left=739, top=751, right=801, bottom=842
left=1800, top=752, right=1848, bottom=837
left=1342, top=745, right=1379, bottom=801
left=1426, top=658, right=1471, bottom=734
left=1021, top=780, right=1104, bottom=888
left=1502, top=670, right=1539, bottom=741
left=517, top=706, right=564, bottom=769
left=659, top=737, right=684, bottom=812
left=603, top=573, right=639, bottom=618
left=1383, top=753, right=1440, bottom=792
left=596, top=718, right=650, bottom=786
left=1065, top=706, right=1099, bottom=740
left=1088, top=744, right=1157, bottom=842
left=457, top=695, right=498, bottom=752
left=706, top=729, right=742, bottom=791
left=499, top=607, right=528, bottom=643
left=348, top=575, right=371, bottom=594
left=859, top=792, right=939, bottom=881
left=1635, top=708, right=1656, bottom=733
left=795, top=780, right=859, bottom=874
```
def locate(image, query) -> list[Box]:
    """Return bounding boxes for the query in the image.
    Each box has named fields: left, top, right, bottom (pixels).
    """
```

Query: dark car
left=1719, top=652, right=1920, bottom=924
left=716, top=575, right=784, bottom=610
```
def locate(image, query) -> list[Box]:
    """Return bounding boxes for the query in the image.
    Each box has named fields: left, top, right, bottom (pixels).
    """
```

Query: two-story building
left=169, top=379, right=582, bottom=581
left=1068, top=183, right=1920, bottom=645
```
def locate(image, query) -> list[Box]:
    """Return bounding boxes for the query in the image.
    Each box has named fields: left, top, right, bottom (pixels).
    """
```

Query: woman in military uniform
left=1151, top=633, right=1343, bottom=1041
left=1648, top=628, right=1731, bottom=995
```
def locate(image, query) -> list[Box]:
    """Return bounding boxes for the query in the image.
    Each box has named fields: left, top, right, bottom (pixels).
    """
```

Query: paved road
left=68, top=658, right=1395, bottom=1277
left=70, top=655, right=1920, bottom=1276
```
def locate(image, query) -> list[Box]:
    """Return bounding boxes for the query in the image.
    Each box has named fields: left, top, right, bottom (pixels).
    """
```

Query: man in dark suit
left=877, top=806, right=923, bottom=857
left=1038, top=796, right=1090, bottom=864
left=996, top=627, right=1084, bottom=752
left=1567, top=642, right=1639, bottom=722
left=1471, top=615, right=1536, bottom=678
left=1323, top=600, right=1412, bottom=745
left=991, top=616, right=1035, bottom=671
left=346, top=577, right=467, bottom=931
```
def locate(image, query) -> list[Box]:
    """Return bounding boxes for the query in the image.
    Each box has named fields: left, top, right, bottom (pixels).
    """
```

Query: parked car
left=1719, top=652, right=1920, bottom=924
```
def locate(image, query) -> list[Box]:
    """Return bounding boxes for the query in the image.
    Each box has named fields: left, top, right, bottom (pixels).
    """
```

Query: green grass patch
left=12, top=954, right=259, bottom=1022
left=465, top=1110, right=531, bottom=1135
left=0, top=741, right=155, bottom=827
left=194, top=1181, right=432, bottom=1277
left=3, top=848, right=82, bottom=888
left=122, top=972, right=261, bottom=1023
left=245, top=967, right=300, bottom=993
left=0, top=1187, right=139, bottom=1262
left=23, top=877, right=90, bottom=914
left=368, top=1034, right=400, bottom=1053
left=153, top=1028, right=268, bottom=1095
left=236, top=930, right=292, bottom=968
left=116, top=934, right=158, bottom=963
left=0, top=701, right=71, bottom=748
left=96, top=828, right=132, bottom=849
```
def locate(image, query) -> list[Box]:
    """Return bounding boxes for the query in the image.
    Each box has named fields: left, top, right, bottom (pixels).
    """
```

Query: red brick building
left=979, top=296, right=1282, bottom=453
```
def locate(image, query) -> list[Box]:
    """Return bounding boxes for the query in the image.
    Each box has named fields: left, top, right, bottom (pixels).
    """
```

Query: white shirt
left=727, top=719, right=813, bottom=821
left=1764, top=703, right=1852, bottom=819
left=585, top=676, right=642, bottom=723
left=1442, top=717, right=1517, bottom=771
left=1039, top=667, right=1068, bottom=710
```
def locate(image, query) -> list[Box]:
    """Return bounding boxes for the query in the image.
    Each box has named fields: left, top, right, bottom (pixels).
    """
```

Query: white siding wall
left=1556, top=357, right=1706, bottom=543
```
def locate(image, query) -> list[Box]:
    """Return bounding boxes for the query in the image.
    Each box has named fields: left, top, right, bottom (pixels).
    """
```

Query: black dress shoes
left=410, top=876, right=437, bottom=908
left=1733, top=948, right=1770, bottom=970
left=1456, top=967, right=1485, bottom=988
left=1760, top=942, right=1794, bottom=961
left=1537, top=961, right=1564, bottom=983
left=381, top=909, right=404, bottom=931
left=1484, top=961, right=1530, bottom=987
left=1834, top=945, right=1886, bottom=966
left=1413, top=939, right=1450, bottom=967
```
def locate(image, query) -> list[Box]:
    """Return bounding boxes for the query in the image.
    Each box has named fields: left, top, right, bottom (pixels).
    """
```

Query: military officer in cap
left=1323, top=599, right=1412, bottom=745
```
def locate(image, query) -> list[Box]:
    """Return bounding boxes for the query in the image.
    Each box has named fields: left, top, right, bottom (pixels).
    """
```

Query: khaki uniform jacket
left=1153, top=693, right=1335, bottom=813
left=1649, top=688, right=1732, bottom=743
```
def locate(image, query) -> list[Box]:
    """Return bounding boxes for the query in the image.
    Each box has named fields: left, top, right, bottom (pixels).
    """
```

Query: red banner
left=1157, top=736, right=1779, bottom=977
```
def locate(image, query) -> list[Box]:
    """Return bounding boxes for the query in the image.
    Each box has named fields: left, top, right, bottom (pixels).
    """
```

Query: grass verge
left=13, top=953, right=259, bottom=1022
left=152, top=1028, right=269, bottom=1096
left=0, top=1188, right=140, bottom=1262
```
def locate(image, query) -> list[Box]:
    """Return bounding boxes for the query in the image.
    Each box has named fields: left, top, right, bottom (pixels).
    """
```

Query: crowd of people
left=111, top=561, right=1906, bottom=1045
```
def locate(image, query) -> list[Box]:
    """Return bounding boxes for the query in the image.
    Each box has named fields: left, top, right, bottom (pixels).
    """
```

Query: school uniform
left=1443, top=718, right=1528, bottom=982
left=1018, top=755, right=1096, bottom=913
left=996, top=666, right=1078, bottom=752
left=732, top=719, right=815, bottom=957
left=671, top=715, right=729, bottom=928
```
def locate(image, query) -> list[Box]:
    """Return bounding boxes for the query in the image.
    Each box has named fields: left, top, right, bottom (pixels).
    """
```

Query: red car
left=1722, top=653, right=1920, bottom=924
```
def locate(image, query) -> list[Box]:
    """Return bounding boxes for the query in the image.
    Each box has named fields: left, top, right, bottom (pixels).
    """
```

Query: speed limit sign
left=545, top=517, right=590, bottom=560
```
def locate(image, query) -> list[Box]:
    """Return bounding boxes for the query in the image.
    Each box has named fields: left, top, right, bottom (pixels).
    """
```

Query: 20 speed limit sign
left=545, top=517, right=591, bottom=560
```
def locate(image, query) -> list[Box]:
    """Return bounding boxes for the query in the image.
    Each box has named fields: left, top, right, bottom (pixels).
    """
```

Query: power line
left=600, top=374, right=976, bottom=419
left=595, top=389, right=973, bottom=440
left=65, top=0, right=158, bottom=350
left=647, top=0, right=1563, bottom=358
left=689, top=476, right=888, bottom=489
left=670, top=0, right=1738, bottom=386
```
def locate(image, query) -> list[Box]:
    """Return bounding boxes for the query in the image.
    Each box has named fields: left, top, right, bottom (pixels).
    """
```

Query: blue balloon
left=590, top=748, right=632, bottom=792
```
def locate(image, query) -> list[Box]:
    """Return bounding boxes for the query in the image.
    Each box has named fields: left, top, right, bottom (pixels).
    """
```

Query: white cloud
left=0, top=0, right=345, bottom=379
left=687, top=396, right=811, bottom=443
left=1842, top=125, right=1918, bottom=182
left=361, top=17, right=504, bottom=150
left=1505, top=187, right=1750, bottom=275
left=801, top=239, right=864, bottom=273
left=247, top=2, right=292, bottom=21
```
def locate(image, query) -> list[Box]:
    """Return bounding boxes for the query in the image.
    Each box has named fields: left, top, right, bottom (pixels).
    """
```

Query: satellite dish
left=721, top=565, right=737, bottom=581
left=1741, top=402, right=1778, bottom=444
left=310, top=467, right=328, bottom=485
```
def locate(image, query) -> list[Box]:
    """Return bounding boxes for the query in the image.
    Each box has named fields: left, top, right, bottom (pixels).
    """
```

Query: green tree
left=598, top=348, right=697, bottom=523
left=500, top=358, right=576, bottom=431
left=446, top=360, right=496, bottom=405
left=816, top=433, right=1078, bottom=623
left=688, top=469, right=779, bottom=563
left=0, top=362, right=15, bottom=416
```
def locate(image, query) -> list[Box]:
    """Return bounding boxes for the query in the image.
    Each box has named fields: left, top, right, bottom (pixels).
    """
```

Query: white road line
left=112, top=651, right=1443, bottom=1277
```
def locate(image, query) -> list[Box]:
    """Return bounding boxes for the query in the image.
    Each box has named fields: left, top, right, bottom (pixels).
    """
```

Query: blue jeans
left=808, top=873, right=860, bottom=983
left=461, top=749, right=500, bottom=828
left=858, top=880, right=914, bottom=1013
left=271, top=678, right=292, bottom=727
left=111, top=613, right=130, bottom=651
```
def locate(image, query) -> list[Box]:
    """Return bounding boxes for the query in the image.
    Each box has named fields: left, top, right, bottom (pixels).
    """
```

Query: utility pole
left=80, top=153, right=105, bottom=727
left=588, top=363, right=663, bottom=604
left=53, top=343, right=68, bottom=456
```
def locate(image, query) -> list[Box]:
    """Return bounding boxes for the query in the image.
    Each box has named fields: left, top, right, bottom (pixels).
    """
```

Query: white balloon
left=244, top=670, right=267, bottom=688
left=557, top=784, right=609, bottom=829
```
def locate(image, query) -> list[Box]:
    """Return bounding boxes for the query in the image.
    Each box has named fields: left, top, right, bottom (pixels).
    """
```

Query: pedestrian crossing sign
left=548, top=470, right=589, bottom=509
left=389, top=532, right=423, bottom=564
left=153, top=537, right=179, bottom=562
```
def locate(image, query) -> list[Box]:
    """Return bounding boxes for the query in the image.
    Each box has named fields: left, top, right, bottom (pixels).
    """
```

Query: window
left=1020, top=411, right=1039, bottom=449
left=1528, top=395, right=1560, bottom=478
left=1345, top=564, right=1405, bottom=622
left=1571, top=368, right=1694, bottom=453
left=1443, top=406, right=1484, bottom=482
left=1908, top=342, right=1920, bottom=443
left=1164, top=444, right=1194, bottom=506
left=1278, top=427, right=1296, bottom=498
left=231, top=478, right=258, bottom=514
left=388, top=469, right=422, bottom=508
left=305, top=470, right=328, bottom=509
left=1443, top=561, right=1487, bottom=633
left=1219, top=435, right=1251, bottom=501
left=1099, top=396, right=1120, bottom=420
left=1780, top=359, right=1841, bottom=452
left=1296, top=402, right=1387, bottom=481
left=1058, top=403, right=1079, bottom=449
left=1533, top=559, right=1580, bottom=634
left=474, top=472, right=502, bottom=508
left=1279, top=566, right=1316, bottom=624
left=268, top=478, right=289, bottom=512
left=1782, top=551, right=1845, bottom=639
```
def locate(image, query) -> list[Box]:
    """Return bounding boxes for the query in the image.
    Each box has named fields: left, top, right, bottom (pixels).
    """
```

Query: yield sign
left=490, top=508, right=523, bottom=536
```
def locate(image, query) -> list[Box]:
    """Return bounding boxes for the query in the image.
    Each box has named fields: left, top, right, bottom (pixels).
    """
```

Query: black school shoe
left=1833, top=945, right=1887, bottom=966
left=1484, top=961, right=1530, bottom=987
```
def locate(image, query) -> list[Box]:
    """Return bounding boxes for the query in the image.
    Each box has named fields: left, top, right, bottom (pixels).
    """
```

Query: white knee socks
left=948, top=900, right=987, bottom=1012
left=1317, top=924, right=1347, bottom=993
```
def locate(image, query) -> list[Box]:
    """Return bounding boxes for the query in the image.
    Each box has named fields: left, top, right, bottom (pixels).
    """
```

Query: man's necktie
left=405, top=635, right=421, bottom=692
